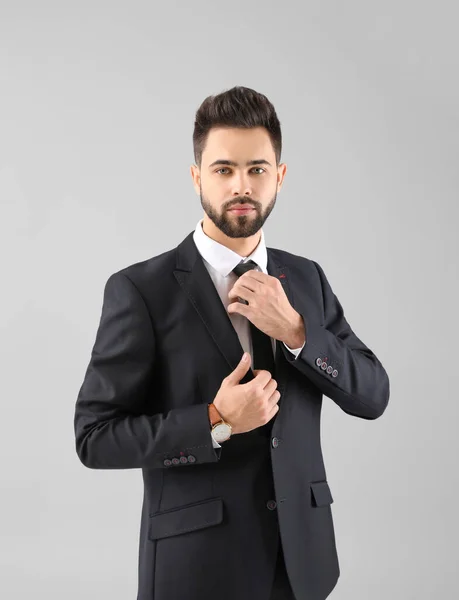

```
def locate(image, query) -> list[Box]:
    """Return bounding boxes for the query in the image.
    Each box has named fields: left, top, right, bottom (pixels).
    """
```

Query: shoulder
left=104, top=246, right=177, bottom=292
left=268, top=246, right=322, bottom=277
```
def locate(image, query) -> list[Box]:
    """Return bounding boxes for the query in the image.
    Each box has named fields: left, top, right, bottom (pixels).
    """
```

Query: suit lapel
left=173, top=231, right=295, bottom=389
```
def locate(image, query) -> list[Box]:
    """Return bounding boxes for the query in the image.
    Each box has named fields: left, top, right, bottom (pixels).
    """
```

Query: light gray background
left=1, top=1, right=458, bottom=599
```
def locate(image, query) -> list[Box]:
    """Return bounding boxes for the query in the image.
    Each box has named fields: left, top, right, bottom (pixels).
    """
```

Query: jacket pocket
left=148, top=497, right=223, bottom=541
left=310, top=480, right=334, bottom=507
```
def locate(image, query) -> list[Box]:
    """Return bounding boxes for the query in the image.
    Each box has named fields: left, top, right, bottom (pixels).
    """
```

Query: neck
left=201, top=216, right=261, bottom=258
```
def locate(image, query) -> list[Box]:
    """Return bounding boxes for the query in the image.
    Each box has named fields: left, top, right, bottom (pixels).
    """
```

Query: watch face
left=213, top=423, right=231, bottom=442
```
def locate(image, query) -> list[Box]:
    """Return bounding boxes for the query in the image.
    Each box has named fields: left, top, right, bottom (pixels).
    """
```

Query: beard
left=200, top=186, right=277, bottom=239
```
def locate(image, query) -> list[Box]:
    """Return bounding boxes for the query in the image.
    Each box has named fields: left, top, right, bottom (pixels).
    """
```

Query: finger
left=228, top=290, right=255, bottom=304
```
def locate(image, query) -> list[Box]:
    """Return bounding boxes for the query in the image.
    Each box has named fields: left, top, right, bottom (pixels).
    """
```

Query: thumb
left=229, top=352, right=251, bottom=382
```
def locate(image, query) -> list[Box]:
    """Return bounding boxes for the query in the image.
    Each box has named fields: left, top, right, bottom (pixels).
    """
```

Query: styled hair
left=192, top=86, right=282, bottom=169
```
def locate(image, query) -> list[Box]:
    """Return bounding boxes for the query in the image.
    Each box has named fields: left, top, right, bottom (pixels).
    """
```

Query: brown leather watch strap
left=208, top=403, right=224, bottom=427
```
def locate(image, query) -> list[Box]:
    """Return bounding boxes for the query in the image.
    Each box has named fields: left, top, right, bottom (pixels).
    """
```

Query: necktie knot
left=232, top=259, right=258, bottom=277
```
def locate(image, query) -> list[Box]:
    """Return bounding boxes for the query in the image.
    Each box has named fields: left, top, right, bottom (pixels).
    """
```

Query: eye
left=216, top=167, right=266, bottom=175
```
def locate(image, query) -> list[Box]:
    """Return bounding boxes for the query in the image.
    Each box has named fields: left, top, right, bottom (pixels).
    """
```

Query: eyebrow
left=208, top=159, right=272, bottom=168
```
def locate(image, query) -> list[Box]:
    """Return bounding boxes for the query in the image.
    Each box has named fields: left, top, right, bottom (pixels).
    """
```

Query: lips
left=229, top=208, right=255, bottom=215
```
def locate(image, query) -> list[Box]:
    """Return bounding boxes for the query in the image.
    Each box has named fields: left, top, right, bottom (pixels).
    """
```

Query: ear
left=277, top=162, right=287, bottom=190
left=190, top=164, right=201, bottom=195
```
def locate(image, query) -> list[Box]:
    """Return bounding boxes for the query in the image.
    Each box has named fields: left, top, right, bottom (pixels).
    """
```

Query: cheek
left=202, top=179, right=224, bottom=198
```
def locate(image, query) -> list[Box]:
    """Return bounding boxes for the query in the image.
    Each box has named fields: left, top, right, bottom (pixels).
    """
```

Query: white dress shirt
left=192, top=218, right=305, bottom=448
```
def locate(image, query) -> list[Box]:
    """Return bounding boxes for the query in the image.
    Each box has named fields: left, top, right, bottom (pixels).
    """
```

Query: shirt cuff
left=282, top=340, right=306, bottom=359
left=211, top=435, right=222, bottom=448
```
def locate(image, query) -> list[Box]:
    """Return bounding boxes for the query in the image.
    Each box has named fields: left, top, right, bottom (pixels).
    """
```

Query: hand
left=213, top=353, right=280, bottom=435
left=227, top=270, right=303, bottom=345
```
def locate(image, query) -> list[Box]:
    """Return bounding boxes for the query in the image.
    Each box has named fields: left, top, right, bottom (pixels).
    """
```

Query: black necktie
left=232, top=260, right=275, bottom=374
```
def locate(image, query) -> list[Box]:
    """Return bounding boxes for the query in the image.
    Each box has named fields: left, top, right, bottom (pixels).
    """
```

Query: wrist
left=208, top=402, right=217, bottom=421
left=208, top=402, right=223, bottom=427
left=208, top=403, right=233, bottom=441
left=284, top=311, right=306, bottom=348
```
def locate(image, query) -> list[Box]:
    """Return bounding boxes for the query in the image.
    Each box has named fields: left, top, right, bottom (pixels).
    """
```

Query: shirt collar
left=192, top=217, right=268, bottom=277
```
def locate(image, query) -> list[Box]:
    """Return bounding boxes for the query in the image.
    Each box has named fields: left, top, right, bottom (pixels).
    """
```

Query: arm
left=281, top=261, right=390, bottom=420
left=74, top=271, right=221, bottom=469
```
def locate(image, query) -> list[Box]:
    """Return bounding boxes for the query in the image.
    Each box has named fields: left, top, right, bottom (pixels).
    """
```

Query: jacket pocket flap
left=148, top=497, right=223, bottom=541
left=310, top=480, right=334, bottom=507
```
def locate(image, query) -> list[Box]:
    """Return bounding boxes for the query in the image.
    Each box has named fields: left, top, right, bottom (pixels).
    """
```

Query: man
left=74, top=86, right=390, bottom=600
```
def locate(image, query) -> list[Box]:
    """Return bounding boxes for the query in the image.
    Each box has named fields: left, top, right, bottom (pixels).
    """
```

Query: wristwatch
left=208, top=403, right=232, bottom=443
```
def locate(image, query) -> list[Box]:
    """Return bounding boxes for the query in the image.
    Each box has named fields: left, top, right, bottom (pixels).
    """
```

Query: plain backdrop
left=1, top=1, right=458, bottom=599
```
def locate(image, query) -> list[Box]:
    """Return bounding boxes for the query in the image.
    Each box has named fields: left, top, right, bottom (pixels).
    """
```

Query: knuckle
left=255, top=385, right=265, bottom=398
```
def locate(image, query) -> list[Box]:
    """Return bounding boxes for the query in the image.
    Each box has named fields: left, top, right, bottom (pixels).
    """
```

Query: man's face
left=191, top=126, right=287, bottom=239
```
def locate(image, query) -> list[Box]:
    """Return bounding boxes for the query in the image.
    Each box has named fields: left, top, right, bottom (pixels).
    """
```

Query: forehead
left=203, top=127, right=274, bottom=164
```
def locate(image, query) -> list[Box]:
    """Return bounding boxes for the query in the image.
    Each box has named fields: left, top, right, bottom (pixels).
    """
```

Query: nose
left=231, top=176, right=253, bottom=197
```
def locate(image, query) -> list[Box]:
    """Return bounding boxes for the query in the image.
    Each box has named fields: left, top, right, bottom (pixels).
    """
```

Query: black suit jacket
left=74, top=229, right=390, bottom=600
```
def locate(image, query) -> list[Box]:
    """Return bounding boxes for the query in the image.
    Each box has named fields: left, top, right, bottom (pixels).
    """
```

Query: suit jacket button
left=267, top=500, right=277, bottom=510
left=326, top=365, right=333, bottom=374
left=163, top=459, right=172, bottom=467
left=321, top=361, right=328, bottom=370
left=332, top=369, right=338, bottom=377
left=187, top=455, right=196, bottom=463
left=171, top=458, right=180, bottom=465
left=272, top=437, right=279, bottom=448
left=180, top=456, right=188, bottom=464
left=315, top=358, right=322, bottom=367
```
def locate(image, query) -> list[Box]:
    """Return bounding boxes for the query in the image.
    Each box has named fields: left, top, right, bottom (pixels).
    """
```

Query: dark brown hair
left=193, top=86, right=282, bottom=169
